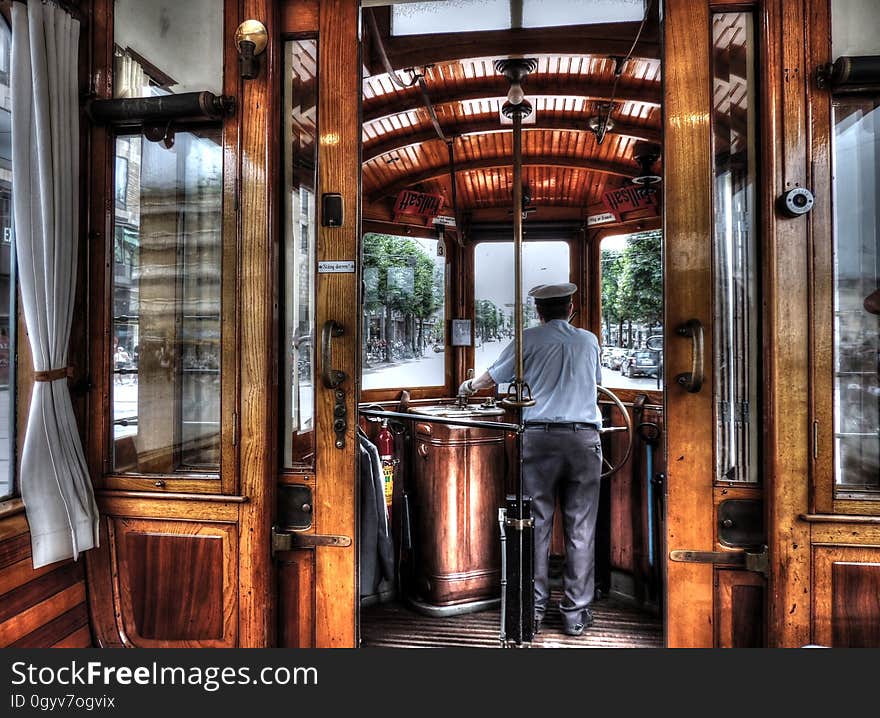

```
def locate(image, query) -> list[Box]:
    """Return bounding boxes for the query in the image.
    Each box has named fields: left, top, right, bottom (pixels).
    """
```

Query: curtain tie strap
left=34, top=367, right=73, bottom=382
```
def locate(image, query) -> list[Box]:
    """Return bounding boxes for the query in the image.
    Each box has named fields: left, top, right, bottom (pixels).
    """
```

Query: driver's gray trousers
left=523, top=424, right=603, bottom=629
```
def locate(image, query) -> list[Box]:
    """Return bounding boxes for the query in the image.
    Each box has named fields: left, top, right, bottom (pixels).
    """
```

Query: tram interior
left=344, top=2, right=669, bottom=647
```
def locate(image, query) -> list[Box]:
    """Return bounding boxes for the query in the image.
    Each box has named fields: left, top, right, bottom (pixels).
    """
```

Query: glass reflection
left=283, top=40, right=318, bottom=468
left=833, top=97, right=880, bottom=494
left=113, top=0, right=223, bottom=98
left=112, top=130, right=223, bottom=474
left=712, top=12, right=760, bottom=484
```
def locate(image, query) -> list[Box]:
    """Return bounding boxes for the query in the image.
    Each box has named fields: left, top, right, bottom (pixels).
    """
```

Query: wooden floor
left=361, top=595, right=663, bottom=648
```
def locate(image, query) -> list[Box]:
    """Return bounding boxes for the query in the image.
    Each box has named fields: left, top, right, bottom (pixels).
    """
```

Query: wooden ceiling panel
left=360, top=34, right=662, bottom=214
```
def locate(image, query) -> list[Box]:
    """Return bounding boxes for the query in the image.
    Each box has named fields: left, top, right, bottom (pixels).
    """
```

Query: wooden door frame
left=664, top=0, right=817, bottom=647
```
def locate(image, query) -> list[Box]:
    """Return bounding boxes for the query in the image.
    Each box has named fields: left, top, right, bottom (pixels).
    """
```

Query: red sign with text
left=393, top=190, right=444, bottom=219
left=601, top=186, right=659, bottom=220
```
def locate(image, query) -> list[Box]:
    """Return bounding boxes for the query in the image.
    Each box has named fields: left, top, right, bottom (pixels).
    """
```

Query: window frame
left=88, top=0, right=240, bottom=496
left=359, top=227, right=452, bottom=403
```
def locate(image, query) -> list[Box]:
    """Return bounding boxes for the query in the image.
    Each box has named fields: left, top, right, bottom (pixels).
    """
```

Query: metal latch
left=271, top=526, right=352, bottom=555
left=669, top=545, right=769, bottom=578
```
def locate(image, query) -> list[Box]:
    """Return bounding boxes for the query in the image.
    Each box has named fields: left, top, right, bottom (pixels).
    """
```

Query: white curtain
left=11, top=1, right=99, bottom=568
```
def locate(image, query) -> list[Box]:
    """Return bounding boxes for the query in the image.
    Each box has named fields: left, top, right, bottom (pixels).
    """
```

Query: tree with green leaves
left=362, top=233, right=443, bottom=362
left=601, top=248, right=625, bottom=346
left=618, top=230, right=662, bottom=346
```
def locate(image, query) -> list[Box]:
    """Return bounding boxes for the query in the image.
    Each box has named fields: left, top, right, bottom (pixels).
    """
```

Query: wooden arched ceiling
left=360, top=13, right=662, bottom=221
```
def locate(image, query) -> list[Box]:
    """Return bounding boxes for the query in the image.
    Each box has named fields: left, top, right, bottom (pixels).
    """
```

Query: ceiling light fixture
left=631, top=141, right=662, bottom=185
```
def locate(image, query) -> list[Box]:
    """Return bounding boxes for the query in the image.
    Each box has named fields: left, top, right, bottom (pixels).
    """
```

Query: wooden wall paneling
left=52, top=626, right=93, bottom=648
left=109, top=518, right=238, bottom=647
left=0, top=583, right=86, bottom=646
left=763, top=0, right=813, bottom=648
left=812, top=545, right=880, bottom=647
left=663, top=0, right=715, bottom=648
left=313, top=0, right=360, bottom=649
left=715, top=570, right=766, bottom=648
left=278, top=549, right=316, bottom=648
left=237, top=0, right=278, bottom=648
left=9, top=604, right=90, bottom=648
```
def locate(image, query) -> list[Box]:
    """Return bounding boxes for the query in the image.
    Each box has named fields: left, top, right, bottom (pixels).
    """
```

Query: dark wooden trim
left=369, top=155, right=638, bottom=203
left=801, top=514, right=880, bottom=525
left=95, top=490, right=248, bottom=504
left=363, top=119, right=661, bottom=163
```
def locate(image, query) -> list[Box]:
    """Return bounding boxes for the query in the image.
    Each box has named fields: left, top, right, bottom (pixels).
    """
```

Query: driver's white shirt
left=488, top=320, right=602, bottom=425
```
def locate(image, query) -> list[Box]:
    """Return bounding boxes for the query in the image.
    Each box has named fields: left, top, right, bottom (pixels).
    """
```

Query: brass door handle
left=321, top=320, right=346, bottom=389
left=675, top=318, right=704, bottom=393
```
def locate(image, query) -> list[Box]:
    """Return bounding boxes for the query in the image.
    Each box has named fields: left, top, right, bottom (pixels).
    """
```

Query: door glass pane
left=113, top=0, right=223, bottom=98
left=833, top=97, right=880, bottom=496
left=711, top=13, right=760, bottom=484
left=362, top=233, right=447, bottom=391
left=283, top=40, right=318, bottom=468
left=112, top=130, right=223, bottom=474
left=599, top=231, right=663, bottom=391
left=474, top=241, right=570, bottom=380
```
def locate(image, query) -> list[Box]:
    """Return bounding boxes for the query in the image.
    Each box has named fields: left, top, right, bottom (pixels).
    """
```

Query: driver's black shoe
left=563, top=608, right=594, bottom=636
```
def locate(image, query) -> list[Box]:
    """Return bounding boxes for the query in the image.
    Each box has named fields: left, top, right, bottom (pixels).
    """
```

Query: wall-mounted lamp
left=236, top=20, right=268, bottom=80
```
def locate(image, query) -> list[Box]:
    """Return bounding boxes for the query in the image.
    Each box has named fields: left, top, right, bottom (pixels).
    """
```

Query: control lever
left=457, top=368, right=475, bottom=408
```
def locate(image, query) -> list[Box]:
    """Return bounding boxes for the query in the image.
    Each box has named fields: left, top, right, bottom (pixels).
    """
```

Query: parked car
left=621, top=350, right=660, bottom=378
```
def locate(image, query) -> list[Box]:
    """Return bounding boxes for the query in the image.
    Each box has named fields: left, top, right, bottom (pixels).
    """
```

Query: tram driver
left=458, top=282, right=603, bottom=636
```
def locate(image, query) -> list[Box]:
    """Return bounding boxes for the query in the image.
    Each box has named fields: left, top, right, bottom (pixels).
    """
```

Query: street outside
left=362, top=339, right=660, bottom=392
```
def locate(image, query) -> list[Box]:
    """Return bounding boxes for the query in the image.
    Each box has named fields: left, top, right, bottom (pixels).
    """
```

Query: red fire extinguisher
left=377, top=419, right=396, bottom=519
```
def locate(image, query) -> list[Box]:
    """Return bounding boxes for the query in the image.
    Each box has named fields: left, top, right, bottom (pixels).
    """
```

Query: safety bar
left=358, top=408, right=521, bottom=433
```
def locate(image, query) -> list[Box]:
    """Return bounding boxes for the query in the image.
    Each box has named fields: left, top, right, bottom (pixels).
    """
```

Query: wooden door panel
left=663, top=0, right=715, bottom=648
left=812, top=539, right=880, bottom=648
left=278, top=550, right=316, bottom=648
left=715, top=570, right=765, bottom=648
left=108, top=517, right=238, bottom=648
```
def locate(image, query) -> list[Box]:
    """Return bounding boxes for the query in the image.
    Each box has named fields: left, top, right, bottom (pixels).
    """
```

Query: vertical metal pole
left=512, top=109, right=524, bottom=399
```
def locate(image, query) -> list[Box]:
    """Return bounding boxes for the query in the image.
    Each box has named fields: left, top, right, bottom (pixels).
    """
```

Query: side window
left=0, top=18, right=14, bottom=500
left=599, top=230, right=662, bottom=390
left=362, top=233, right=447, bottom=392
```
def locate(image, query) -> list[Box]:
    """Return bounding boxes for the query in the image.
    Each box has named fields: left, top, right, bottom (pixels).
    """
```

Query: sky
left=474, top=241, right=570, bottom=307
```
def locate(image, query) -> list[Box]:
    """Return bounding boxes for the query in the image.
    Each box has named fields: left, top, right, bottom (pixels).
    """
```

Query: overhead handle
left=675, top=318, right=704, bottom=393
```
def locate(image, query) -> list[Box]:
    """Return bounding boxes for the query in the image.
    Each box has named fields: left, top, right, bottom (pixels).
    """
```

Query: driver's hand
left=457, top=379, right=476, bottom=397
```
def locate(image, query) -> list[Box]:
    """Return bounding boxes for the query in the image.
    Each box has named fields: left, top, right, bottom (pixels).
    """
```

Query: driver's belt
left=524, top=422, right=600, bottom=432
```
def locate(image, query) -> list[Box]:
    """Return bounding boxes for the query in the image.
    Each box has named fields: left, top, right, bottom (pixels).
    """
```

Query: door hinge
left=271, top=525, right=352, bottom=555
left=669, top=545, right=769, bottom=578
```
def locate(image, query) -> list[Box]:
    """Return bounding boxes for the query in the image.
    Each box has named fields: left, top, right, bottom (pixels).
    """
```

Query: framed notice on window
left=451, top=319, right=472, bottom=347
